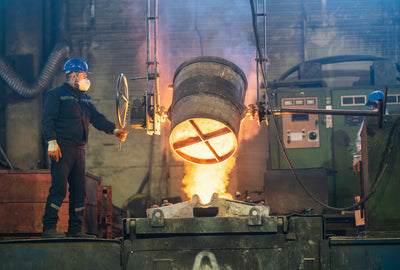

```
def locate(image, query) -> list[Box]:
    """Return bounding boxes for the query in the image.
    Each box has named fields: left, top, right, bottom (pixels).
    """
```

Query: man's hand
left=114, top=129, right=129, bottom=142
left=48, top=140, right=62, bottom=162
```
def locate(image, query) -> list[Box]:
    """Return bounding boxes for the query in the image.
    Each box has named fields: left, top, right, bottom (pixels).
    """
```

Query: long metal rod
left=270, top=98, right=388, bottom=118
left=271, top=99, right=387, bottom=128
left=270, top=108, right=380, bottom=116
left=255, top=0, right=268, bottom=124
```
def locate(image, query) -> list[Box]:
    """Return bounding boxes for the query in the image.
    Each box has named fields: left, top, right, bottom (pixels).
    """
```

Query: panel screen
left=292, top=114, right=309, bottom=121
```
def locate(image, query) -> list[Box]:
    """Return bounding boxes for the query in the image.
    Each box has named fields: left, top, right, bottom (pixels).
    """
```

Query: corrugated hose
left=0, top=43, right=70, bottom=98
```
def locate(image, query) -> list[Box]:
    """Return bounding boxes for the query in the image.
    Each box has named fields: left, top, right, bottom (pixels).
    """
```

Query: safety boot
left=42, top=229, right=67, bottom=239
left=68, top=231, right=97, bottom=238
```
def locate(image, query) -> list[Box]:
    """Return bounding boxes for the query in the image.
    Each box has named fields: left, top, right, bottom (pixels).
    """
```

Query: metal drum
left=169, top=56, right=248, bottom=164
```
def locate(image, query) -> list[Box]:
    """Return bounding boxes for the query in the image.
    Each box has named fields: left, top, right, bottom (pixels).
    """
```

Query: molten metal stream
left=182, top=157, right=235, bottom=204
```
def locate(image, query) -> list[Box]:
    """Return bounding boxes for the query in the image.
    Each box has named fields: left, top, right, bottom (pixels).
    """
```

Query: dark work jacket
left=42, top=82, right=116, bottom=147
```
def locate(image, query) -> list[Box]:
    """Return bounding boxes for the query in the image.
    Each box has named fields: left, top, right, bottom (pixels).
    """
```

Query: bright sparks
left=182, top=157, right=235, bottom=204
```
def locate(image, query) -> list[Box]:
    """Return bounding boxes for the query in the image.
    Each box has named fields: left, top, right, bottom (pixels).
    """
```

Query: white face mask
left=78, top=78, right=91, bottom=91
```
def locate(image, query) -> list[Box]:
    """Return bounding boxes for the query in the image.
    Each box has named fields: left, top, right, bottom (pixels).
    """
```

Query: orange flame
left=182, top=157, right=235, bottom=203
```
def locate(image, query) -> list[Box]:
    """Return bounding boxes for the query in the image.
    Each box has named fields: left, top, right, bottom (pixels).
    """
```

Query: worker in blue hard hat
left=353, top=90, right=384, bottom=172
left=365, top=90, right=384, bottom=110
left=41, top=58, right=129, bottom=238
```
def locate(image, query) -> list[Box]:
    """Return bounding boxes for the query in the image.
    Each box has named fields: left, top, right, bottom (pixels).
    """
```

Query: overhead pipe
left=271, top=107, right=380, bottom=116
left=277, top=55, right=387, bottom=82
left=0, top=43, right=69, bottom=98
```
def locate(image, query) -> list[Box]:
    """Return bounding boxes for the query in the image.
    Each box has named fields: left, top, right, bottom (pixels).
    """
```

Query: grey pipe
left=0, top=43, right=70, bottom=98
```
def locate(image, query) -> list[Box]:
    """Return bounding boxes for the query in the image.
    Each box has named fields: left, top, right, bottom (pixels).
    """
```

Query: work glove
left=48, top=140, right=62, bottom=162
left=353, top=160, right=361, bottom=174
left=113, top=129, right=129, bottom=142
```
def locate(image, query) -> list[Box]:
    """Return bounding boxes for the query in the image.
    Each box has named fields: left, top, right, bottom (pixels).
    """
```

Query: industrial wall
left=0, top=0, right=399, bottom=210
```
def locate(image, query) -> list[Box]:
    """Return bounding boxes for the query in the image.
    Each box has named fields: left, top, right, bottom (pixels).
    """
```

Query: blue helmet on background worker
left=63, top=58, right=89, bottom=73
left=365, top=90, right=384, bottom=107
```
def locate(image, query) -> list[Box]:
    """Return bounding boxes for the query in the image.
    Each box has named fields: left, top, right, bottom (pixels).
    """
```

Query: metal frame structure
left=145, top=0, right=161, bottom=135
left=255, top=0, right=268, bottom=124
left=123, top=0, right=162, bottom=134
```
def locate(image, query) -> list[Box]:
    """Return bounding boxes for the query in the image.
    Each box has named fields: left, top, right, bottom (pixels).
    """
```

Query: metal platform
left=0, top=238, right=121, bottom=270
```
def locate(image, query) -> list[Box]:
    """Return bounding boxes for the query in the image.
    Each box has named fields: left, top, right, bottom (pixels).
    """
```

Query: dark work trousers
left=42, top=145, right=86, bottom=233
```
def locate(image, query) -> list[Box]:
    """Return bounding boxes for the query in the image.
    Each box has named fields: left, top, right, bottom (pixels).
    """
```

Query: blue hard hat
left=63, top=58, right=89, bottom=73
left=365, top=90, right=384, bottom=106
